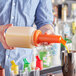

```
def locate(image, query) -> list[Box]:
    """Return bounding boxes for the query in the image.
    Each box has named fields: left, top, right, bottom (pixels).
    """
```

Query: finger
left=3, top=24, right=13, bottom=32
left=1, top=36, right=10, bottom=49
left=4, top=24, right=13, bottom=29
left=46, top=30, right=55, bottom=35
left=1, top=35, right=14, bottom=50
left=40, top=42, right=49, bottom=46
left=48, top=43, right=53, bottom=46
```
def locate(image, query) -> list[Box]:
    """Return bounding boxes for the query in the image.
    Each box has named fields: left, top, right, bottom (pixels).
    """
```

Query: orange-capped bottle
left=5, top=26, right=66, bottom=48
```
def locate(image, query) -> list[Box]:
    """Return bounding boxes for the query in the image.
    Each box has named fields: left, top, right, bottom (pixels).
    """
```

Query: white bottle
left=72, top=32, right=76, bottom=50
left=52, top=25, right=61, bottom=67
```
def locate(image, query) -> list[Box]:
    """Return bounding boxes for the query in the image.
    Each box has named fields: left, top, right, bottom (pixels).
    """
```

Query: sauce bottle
left=5, top=26, right=66, bottom=48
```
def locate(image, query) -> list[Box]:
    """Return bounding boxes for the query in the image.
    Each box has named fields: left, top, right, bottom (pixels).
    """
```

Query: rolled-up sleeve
left=35, top=0, right=54, bottom=29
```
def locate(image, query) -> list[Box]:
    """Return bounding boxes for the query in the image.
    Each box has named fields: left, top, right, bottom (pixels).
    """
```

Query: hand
left=39, top=24, right=54, bottom=34
left=39, top=24, right=54, bottom=45
left=0, top=24, right=15, bottom=50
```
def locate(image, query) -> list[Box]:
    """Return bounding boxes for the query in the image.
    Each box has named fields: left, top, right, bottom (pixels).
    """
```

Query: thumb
left=4, top=24, right=13, bottom=29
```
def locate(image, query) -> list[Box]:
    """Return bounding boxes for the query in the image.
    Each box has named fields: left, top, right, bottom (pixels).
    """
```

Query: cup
left=62, top=50, right=76, bottom=76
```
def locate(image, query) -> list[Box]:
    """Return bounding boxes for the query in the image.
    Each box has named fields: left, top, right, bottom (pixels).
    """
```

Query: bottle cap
left=33, top=30, right=42, bottom=46
left=11, top=60, right=19, bottom=75
left=23, top=58, right=31, bottom=72
left=11, top=60, right=16, bottom=65
left=36, top=56, right=43, bottom=70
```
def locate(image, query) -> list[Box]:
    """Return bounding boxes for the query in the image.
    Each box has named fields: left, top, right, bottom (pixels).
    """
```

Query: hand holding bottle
left=0, top=24, right=15, bottom=49
left=39, top=24, right=54, bottom=45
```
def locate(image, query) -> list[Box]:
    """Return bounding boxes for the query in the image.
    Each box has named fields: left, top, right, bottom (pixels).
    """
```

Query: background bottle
left=72, top=31, right=76, bottom=50
left=71, top=3, right=76, bottom=35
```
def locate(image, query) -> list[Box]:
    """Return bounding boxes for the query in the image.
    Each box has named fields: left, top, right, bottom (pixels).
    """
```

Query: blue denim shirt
left=0, top=0, right=53, bottom=76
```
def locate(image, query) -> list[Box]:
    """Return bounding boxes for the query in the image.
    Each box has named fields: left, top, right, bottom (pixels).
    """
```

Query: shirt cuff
left=37, top=21, right=54, bottom=30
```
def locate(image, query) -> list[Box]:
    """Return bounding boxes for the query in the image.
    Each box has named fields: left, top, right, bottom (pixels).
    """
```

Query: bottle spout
left=36, top=56, right=40, bottom=61
left=60, top=37, right=66, bottom=46
left=23, top=58, right=31, bottom=72
left=23, top=58, right=29, bottom=64
left=36, top=56, right=43, bottom=70
left=33, top=30, right=66, bottom=46
left=11, top=60, right=16, bottom=65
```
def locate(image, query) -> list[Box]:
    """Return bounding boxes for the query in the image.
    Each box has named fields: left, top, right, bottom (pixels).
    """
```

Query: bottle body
left=5, top=27, right=36, bottom=48
left=71, top=3, right=76, bottom=35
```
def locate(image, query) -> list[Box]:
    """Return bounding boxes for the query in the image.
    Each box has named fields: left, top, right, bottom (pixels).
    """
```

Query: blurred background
left=35, top=0, right=76, bottom=69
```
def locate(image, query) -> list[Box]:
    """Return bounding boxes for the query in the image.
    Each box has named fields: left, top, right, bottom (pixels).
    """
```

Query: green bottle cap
left=23, top=58, right=31, bottom=72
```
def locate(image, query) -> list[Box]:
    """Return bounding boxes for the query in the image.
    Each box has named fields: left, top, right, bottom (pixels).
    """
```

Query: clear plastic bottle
left=51, top=24, right=61, bottom=67
left=61, top=4, right=71, bottom=38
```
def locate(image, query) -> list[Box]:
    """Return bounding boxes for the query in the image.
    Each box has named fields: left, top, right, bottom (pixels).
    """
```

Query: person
left=0, top=0, right=54, bottom=76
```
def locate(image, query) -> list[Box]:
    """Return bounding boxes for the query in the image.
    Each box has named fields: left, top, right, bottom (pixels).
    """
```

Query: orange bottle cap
left=33, top=30, right=42, bottom=46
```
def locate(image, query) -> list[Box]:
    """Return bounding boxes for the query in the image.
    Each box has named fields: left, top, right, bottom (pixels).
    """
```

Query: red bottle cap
left=36, top=56, right=43, bottom=70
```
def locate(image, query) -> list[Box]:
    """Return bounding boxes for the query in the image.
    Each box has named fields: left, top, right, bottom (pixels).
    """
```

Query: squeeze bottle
left=23, top=58, right=31, bottom=72
left=5, top=26, right=66, bottom=48
left=11, top=60, right=19, bottom=75
left=36, top=56, right=43, bottom=70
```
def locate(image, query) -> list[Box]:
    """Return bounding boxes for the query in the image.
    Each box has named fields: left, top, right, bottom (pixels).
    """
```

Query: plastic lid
left=11, top=60, right=16, bottom=65
left=36, top=56, right=43, bottom=70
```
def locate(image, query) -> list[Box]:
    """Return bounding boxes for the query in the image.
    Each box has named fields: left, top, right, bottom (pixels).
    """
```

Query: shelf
left=17, top=66, right=62, bottom=76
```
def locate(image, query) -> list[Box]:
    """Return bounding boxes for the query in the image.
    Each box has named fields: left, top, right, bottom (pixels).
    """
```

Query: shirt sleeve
left=35, top=0, right=54, bottom=29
